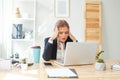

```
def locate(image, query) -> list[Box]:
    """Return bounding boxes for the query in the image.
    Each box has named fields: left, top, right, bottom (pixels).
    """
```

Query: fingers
left=50, top=27, right=59, bottom=41
left=68, top=28, right=71, bottom=35
left=69, top=31, right=77, bottom=42
left=54, top=27, right=59, bottom=35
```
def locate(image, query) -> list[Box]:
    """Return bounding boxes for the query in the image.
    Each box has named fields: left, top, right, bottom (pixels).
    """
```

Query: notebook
left=55, top=42, right=98, bottom=66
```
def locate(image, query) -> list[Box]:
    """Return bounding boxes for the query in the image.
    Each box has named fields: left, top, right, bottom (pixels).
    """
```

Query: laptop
left=55, top=42, right=98, bottom=66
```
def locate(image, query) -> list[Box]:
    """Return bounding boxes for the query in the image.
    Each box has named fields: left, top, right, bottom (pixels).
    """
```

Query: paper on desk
left=0, top=59, right=11, bottom=71
left=45, top=68, right=77, bottom=78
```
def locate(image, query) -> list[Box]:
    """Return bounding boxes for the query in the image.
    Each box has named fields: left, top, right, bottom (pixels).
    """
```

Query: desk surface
left=0, top=64, right=39, bottom=80
left=40, top=60, right=120, bottom=80
left=0, top=60, right=120, bottom=80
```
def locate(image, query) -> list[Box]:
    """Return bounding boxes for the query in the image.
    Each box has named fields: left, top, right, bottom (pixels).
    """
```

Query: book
left=12, top=24, right=23, bottom=39
left=111, top=64, right=120, bottom=70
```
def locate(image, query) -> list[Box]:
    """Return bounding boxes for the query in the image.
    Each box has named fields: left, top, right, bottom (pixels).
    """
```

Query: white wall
left=36, top=0, right=85, bottom=54
left=36, top=0, right=85, bottom=41
left=101, top=0, right=120, bottom=59
left=36, top=0, right=120, bottom=60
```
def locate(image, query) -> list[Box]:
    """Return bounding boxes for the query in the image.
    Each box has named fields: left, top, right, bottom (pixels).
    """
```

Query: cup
left=31, top=46, right=41, bottom=63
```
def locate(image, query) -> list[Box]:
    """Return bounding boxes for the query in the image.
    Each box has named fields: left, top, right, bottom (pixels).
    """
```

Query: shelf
left=11, top=0, right=36, bottom=60
left=12, top=39, right=34, bottom=42
left=17, top=0, right=34, bottom=2
left=13, top=18, right=35, bottom=21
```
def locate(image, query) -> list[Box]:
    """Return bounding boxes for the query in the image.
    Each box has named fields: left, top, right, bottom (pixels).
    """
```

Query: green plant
left=96, top=50, right=104, bottom=63
left=97, top=58, right=104, bottom=63
left=21, top=58, right=27, bottom=64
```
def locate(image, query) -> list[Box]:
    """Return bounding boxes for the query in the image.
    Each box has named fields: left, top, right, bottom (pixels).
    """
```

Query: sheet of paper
left=45, top=68, right=77, bottom=78
left=0, top=59, right=11, bottom=71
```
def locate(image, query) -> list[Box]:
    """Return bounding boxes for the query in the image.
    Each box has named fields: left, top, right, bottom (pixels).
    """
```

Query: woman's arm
left=43, top=27, right=59, bottom=61
left=42, top=38, right=53, bottom=61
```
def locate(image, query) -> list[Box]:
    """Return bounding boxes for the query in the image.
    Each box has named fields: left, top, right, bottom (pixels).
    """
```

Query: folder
left=45, top=68, right=78, bottom=78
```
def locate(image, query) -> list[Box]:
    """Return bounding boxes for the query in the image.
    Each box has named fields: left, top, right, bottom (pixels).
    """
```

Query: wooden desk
left=0, top=64, right=40, bottom=80
left=0, top=60, right=120, bottom=80
left=39, top=60, right=120, bottom=80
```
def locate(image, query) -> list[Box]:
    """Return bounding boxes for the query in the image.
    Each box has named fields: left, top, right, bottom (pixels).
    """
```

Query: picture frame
left=54, top=0, right=70, bottom=18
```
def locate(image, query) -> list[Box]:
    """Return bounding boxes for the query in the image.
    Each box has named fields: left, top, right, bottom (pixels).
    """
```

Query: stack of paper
left=45, top=68, right=78, bottom=78
left=111, top=64, right=120, bottom=70
left=0, top=59, right=12, bottom=71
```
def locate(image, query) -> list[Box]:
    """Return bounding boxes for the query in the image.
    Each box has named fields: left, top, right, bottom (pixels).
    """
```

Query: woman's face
left=58, top=26, right=69, bottom=43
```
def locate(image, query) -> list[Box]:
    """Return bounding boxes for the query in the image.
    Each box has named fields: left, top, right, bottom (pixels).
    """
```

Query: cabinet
left=11, top=0, right=36, bottom=59
left=84, top=1, right=102, bottom=51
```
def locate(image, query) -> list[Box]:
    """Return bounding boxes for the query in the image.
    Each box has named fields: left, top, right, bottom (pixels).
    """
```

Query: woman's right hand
left=50, top=27, right=59, bottom=41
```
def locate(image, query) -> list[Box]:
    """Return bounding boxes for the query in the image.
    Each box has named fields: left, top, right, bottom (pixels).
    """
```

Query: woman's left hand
left=69, top=31, right=77, bottom=42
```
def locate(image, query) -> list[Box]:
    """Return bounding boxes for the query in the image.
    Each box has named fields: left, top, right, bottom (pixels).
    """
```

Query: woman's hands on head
left=49, top=20, right=77, bottom=43
left=69, top=30, right=77, bottom=42
left=49, top=27, right=59, bottom=41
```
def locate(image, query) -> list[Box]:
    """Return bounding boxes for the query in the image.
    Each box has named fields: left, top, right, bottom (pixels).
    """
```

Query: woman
left=42, top=20, right=77, bottom=61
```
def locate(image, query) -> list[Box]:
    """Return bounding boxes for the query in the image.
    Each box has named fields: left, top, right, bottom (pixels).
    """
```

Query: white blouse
left=56, top=42, right=65, bottom=60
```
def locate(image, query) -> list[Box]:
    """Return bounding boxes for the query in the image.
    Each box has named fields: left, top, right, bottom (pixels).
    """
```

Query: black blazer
left=42, top=36, right=73, bottom=61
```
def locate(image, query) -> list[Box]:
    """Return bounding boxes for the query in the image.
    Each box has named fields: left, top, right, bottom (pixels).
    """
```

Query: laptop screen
left=63, top=42, right=98, bottom=66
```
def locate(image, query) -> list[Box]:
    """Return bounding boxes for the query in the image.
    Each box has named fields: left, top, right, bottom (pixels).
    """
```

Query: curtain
left=0, top=0, right=2, bottom=57
left=0, top=0, right=12, bottom=58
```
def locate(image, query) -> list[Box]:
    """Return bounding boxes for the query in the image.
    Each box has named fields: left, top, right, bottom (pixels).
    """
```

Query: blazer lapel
left=53, top=38, right=57, bottom=59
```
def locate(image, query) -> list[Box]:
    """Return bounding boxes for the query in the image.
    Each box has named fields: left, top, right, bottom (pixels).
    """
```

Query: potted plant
left=21, top=58, right=28, bottom=70
left=95, top=50, right=106, bottom=70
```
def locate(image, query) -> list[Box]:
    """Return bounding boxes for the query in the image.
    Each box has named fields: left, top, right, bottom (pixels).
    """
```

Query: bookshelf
left=11, top=0, right=36, bottom=60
